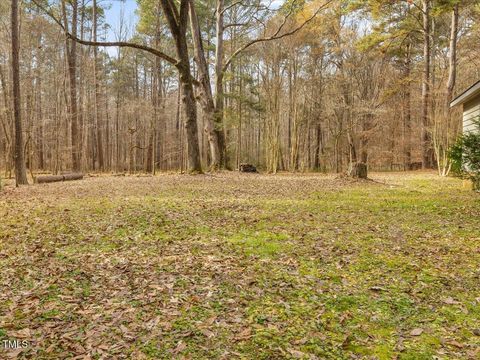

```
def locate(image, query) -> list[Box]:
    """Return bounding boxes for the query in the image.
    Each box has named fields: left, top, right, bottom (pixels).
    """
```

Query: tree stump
left=347, top=162, right=368, bottom=179
left=239, top=164, right=258, bottom=173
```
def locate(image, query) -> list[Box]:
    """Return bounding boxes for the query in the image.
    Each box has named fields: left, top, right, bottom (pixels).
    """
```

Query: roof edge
left=450, top=80, right=480, bottom=107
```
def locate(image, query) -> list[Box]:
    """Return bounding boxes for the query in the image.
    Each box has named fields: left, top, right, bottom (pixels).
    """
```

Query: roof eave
left=450, top=80, right=480, bottom=108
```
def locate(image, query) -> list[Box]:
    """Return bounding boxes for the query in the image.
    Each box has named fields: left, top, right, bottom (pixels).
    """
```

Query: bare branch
left=223, top=22, right=247, bottom=30
left=222, top=0, right=334, bottom=73
left=30, top=0, right=179, bottom=66
left=221, top=1, right=243, bottom=15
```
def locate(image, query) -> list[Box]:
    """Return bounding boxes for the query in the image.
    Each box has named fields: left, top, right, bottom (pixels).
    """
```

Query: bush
left=448, top=118, right=480, bottom=191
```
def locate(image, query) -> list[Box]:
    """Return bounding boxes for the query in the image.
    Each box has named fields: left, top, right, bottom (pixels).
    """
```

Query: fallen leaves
left=0, top=173, right=479, bottom=358
left=9, top=328, right=31, bottom=339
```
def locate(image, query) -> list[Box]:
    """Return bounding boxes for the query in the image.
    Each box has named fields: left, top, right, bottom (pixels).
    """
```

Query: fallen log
left=36, top=173, right=84, bottom=184
left=36, top=175, right=63, bottom=183
left=63, top=173, right=84, bottom=181
left=239, top=163, right=258, bottom=173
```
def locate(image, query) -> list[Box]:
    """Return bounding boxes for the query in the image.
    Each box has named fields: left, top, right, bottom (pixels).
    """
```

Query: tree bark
left=61, top=0, right=81, bottom=172
left=11, top=0, right=28, bottom=185
left=421, top=0, right=432, bottom=169
left=446, top=3, right=458, bottom=107
left=92, top=0, right=104, bottom=171
left=214, top=0, right=227, bottom=168
left=403, top=42, right=412, bottom=170
left=188, top=0, right=220, bottom=170
left=160, top=0, right=202, bottom=173
left=348, top=162, right=368, bottom=179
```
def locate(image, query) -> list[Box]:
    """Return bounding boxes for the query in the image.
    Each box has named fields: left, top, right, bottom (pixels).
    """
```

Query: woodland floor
left=0, top=172, right=479, bottom=359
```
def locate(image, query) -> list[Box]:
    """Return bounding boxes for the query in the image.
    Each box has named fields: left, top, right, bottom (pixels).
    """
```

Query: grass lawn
left=0, top=172, right=479, bottom=359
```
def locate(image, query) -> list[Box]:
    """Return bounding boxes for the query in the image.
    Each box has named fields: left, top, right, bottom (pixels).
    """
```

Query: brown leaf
left=443, top=297, right=459, bottom=305
left=173, top=341, right=187, bottom=354
left=410, top=328, right=423, bottom=336
left=201, top=329, right=215, bottom=338
left=120, top=324, right=129, bottom=333
left=447, top=340, right=464, bottom=349
left=235, top=327, right=252, bottom=341
left=204, top=316, right=217, bottom=326
left=288, top=348, right=307, bottom=358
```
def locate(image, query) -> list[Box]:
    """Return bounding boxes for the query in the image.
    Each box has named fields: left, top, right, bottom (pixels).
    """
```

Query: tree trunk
left=348, top=162, right=368, bottom=179
left=62, top=0, right=81, bottom=172
left=421, top=0, right=432, bottom=169
left=314, top=124, right=322, bottom=171
left=161, top=0, right=202, bottom=173
left=92, top=0, right=104, bottom=171
left=435, top=3, right=458, bottom=177
left=11, top=0, right=28, bottom=185
left=188, top=0, right=220, bottom=170
left=403, top=42, right=412, bottom=170
left=446, top=4, right=458, bottom=107
left=214, top=0, right=227, bottom=168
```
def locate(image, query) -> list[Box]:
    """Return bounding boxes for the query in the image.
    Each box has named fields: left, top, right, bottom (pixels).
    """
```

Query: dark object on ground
left=409, top=162, right=423, bottom=171
left=36, top=173, right=84, bottom=184
left=348, top=162, right=368, bottom=179
left=239, top=164, right=258, bottom=173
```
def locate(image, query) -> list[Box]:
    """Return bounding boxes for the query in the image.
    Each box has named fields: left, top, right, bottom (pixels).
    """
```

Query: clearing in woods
left=0, top=172, right=479, bottom=359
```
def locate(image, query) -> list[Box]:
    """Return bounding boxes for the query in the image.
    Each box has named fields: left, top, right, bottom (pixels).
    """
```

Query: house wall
left=463, top=95, right=480, bottom=134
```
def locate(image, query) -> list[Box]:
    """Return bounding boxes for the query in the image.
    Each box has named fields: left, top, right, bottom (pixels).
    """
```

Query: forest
left=1, top=1, right=480, bottom=359
left=1, top=0, right=479, bottom=179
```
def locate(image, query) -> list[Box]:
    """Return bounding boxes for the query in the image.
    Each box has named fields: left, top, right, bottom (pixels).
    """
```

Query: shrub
left=448, top=118, right=480, bottom=191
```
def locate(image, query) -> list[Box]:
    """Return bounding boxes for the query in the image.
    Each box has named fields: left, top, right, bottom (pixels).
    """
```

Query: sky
left=104, top=0, right=138, bottom=41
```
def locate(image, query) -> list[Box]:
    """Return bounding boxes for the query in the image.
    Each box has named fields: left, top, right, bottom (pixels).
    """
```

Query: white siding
left=463, top=96, right=480, bottom=134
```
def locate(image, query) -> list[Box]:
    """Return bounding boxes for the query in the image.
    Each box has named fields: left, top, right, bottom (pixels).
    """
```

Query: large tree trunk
left=214, top=0, right=227, bottom=168
left=421, top=0, right=432, bottom=169
left=188, top=0, right=220, bottom=170
left=62, top=0, right=81, bottom=172
left=179, top=68, right=202, bottom=173
left=360, top=115, right=372, bottom=164
left=435, top=3, right=458, bottom=177
left=403, top=42, right=412, bottom=170
left=348, top=162, right=368, bottom=179
left=161, top=0, right=202, bottom=173
left=11, top=0, right=28, bottom=185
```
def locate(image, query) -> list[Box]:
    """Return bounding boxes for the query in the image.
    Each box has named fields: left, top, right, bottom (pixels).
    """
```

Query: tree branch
left=30, top=0, right=179, bottom=66
left=222, top=0, right=334, bottom=73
